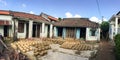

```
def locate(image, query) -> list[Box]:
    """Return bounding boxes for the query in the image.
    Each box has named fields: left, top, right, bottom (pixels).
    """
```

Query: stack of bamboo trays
left=11, top=40, right=43, bottom=53
left=11, top=40, right=51, bottom=57
left=60, top=40, right=91, bottom=51
left=44, top=38, right=65, bottom=45
left=33, top=42, right=51, bottom=56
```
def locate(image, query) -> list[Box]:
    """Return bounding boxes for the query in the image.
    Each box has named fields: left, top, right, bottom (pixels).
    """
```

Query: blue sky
left=0, top=0, right=120, bottom=23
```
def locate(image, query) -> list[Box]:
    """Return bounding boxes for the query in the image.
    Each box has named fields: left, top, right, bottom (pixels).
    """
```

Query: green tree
left=100, top=21, right=109, bottom=40
left=58, top=17, right=62, bottom=21
left=114, top=34, right=120, bottom=60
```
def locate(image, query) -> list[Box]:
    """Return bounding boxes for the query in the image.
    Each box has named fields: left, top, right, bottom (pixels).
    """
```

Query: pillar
left=54, top=27, right=58, bottom=37
left=111, top=24, right=114, bottom=40
left=86, top=28, right=89, bottom=40
left=62, top=28, right=66, bottom=38
left=28, top=20, right=33, bottom=38
left=41, top=23, right=45, bottom=37
left=115, top=17, right=118, bottom=35
left=39, top=24, right=42, bottom=37
left=49, top=24, right=53, bottom=38
left=11, top=20, right=14, bottom=37
left=76, top=28, right=80, bottom=39
left=97, top=28, right=100, bottom=40
left=13, top=19, right=18, bottom=41
left=15, top=20, right=18, bottom=35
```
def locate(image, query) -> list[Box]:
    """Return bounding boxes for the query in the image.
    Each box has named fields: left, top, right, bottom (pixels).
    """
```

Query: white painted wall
left=86, top=28, right=100, bottom=41
left=0, top=15, right=13, bottom=37
left=44, top=25, right=48, bottom=37
left=54, top=27, right=57, bottom=37
left=39, top=24, right=42, bottom=37
left=11, top=20, right=14, bottom=37
left=40, top=23, right=45, bottom=37
left=17, top=23, right=26, bottom=38
left=8, top=26, right=12, bottom=37
left=0, top=15, right=12, bottom=21
left=115, top=17, right=118, bottom=35
left=109, top=23, right=114, bottom=40
left=49, top=24, right=53, bottom=38
left=0, top=26, right=4, bottom=36
left=97, top=28, right=101, bottom=40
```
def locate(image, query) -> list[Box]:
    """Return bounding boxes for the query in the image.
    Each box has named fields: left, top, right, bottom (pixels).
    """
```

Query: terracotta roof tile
left=54, top=18, right=99, bottom=28
left=40, top=12, right=58, bottom=21
left=9, top=11, right=50, bottom=24
left=0, top=10, right=10, bottom=15
left=48, top=16, right=58, bottom=21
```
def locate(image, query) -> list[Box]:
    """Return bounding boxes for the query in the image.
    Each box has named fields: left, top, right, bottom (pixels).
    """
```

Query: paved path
left=95, top=41, right=116, bottom=60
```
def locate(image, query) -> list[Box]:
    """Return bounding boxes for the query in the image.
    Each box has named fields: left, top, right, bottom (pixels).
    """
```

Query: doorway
left=32, top=23, right=40, bottom=37
left=32, top=24, right=36, bottom=37
left=4, top=25, right=9, bottom=37
left=66, top=27, right=75, bottom=38
left=58, top=27, right=63, bottom=37
left=47, top=25, right=50, bottom=37
left=80, top=27, right=86, bottom=39
left=26, top=23, right=29, bottom=38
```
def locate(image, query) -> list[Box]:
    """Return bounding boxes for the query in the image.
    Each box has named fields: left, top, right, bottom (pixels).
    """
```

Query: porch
left=54, top=27, right=86, bottom=40
left=54, top=27, right=100, bottom=41
left=13, top=19, right=53, bottom=39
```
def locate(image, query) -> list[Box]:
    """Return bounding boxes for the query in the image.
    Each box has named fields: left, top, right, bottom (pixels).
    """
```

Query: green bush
left=114, top=34, right=120, bottom=60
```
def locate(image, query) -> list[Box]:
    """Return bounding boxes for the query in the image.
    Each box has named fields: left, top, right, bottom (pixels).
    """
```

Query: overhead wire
left=96, top=0, right=103, bottom=21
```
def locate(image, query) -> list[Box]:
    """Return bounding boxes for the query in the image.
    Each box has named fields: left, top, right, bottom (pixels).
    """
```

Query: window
left=90, top=28, right=96, bottom=36
left=18, top=22, right=24, bottom=33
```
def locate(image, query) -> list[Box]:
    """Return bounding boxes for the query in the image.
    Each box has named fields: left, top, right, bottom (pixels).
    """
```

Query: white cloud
left=29, top=11, right=34, bottom=14
left=103, top=18, right=108, bottom=21
left=90, top=16, right=108, bottom=24
left=90, top=16, right=102, bottom=24
left=65, top=12, right=73, bottom=18
left=74, top=14, right=81, bottom=18
left=65, top=12, right=107, bottom=24
left=22, top=4, right=26, bottom=8
left=65, top=12, right=81, bottom=18
left=0, top=0, right=7, bottom=6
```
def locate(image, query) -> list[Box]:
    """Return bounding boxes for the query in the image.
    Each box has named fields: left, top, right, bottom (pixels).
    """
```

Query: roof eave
left=109, top=15, right=116, bottom=22
left=13, top=17, right=51, bottom=24
left=54, top=25, right=99, bottom=28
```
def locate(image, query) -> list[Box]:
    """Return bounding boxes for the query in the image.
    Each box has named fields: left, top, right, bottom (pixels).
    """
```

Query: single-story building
left=0, top=10, right=100, bottom=41
left=109, top=11, right=120, bottom=40
left=53, top=18, right=100, bottom=41
left=0, top=10, right=56, bottom=39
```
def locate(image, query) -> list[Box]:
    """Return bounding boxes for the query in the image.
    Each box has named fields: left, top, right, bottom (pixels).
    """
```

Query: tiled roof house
left=0, top=10, right=53, bottom=39
left=40, top=12, right=58, bottom=22
left=53, top=18, right=100, bottom=41
left=0, top=10, right=100, bottom=41
left=54, top=18, right=99, bottom=28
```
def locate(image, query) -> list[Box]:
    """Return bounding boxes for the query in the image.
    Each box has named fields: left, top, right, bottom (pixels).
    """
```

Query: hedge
left=114, top=34, right=120, bottom=60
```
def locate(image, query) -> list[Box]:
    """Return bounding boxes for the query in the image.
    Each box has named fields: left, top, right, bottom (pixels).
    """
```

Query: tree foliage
left=114, top=34, right=120, bottom=60
left=58, top=17, right=62, bottom=21
left=100, top=21, right=109, bottom=40
left=100, top=21, right=109, bottom=32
